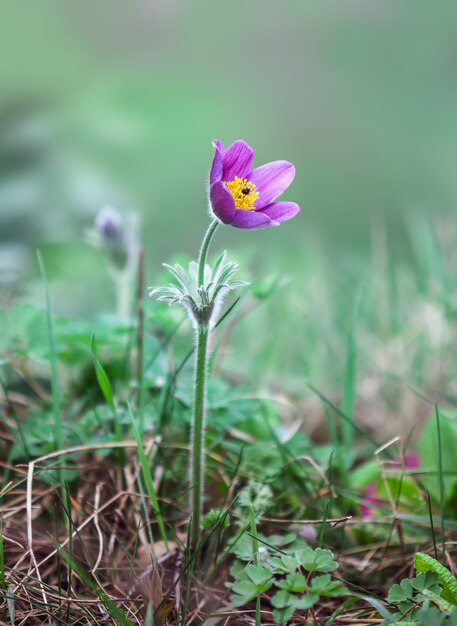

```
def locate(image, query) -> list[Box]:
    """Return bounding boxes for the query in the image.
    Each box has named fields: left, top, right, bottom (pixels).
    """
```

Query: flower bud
left=94, top=206, right=129, bottom=270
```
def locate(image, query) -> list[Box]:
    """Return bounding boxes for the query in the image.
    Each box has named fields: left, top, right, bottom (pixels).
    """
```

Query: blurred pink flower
left=361, top=453, right=420, bottom=518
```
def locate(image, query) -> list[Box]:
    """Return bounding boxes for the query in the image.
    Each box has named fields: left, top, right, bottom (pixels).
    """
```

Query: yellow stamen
left=225, top=176, right=259, bottom=211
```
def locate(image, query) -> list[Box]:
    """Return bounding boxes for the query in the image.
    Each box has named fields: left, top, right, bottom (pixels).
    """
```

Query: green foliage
left=417, top=605, right=457, bottom=625
left=226, top=543, right=346, bottom=625
left=414, top=553, right=457, bottom=606
left=128, top=404, right=168, bottom=550
left=226, top=564, right=274, bottom=607
left=240, top=443, right=284, bottom=480
left=58, top=549, right=134, bottom=626
left=269, top=547, right=338, bottom=575
left=382, top=568, right=457, bottom=625
left=234, top=481, right=273, bottom=525
left=202, top=508, right=230, bottom=531
left=4, top=203, right=457, bottom=624
left=228, top=532, right=297, bottom=562
left=387, top=572, right=441, bottom=606
left=419, top=414, right=457, bottom=510
left=90, top=333, right=115, bottom=410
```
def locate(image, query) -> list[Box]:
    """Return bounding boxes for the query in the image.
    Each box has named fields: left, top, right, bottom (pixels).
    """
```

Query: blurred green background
left=1, top=1, right=457, bottom=425
left=2, top=1, right=456, bottom=256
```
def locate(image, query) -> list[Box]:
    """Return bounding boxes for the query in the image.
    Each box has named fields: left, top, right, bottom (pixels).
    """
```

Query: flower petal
left=222, top=140, right=254, bottom=182
left=259, top=201, right=300, bottom=223
left=231, top=210, right=278, bottom=229
left=249, top=161, right=295, bottom=208
left=210, top=139, right=225, bottom=186
left=210, top=181, right=236, bottom=224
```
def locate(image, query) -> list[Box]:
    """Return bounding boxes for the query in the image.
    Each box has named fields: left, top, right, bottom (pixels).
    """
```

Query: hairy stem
left=197, top=219, right=219, bottom=287
left=191, top=219, right=219, bottom=550
left=191, top=323, right=209, bottom=550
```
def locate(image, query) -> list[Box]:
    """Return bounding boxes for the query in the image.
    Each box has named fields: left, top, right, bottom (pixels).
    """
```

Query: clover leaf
left=227, top=581, right=259, bottom=607
left=309, top=574, right=347, bottom=597
left=271, top=589, right=319, bottom=625
left=275, top=573, right=307, bottom=594
left=269, top=555, right=299, bottom=574
left=226, top=563, right=274, bottom=608
left=272, top=605, right=296, bottom=625
left=295, top=547, right=338, bottom=573
left=244, top=564, right=274, bottom=590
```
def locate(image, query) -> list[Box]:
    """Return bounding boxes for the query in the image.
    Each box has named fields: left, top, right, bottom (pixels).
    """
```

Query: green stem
left=197, top=219, right=219, bottom=287
left=190, top=219, right=219, bottom=551
left=116, top=270, right=131, bottom=320
left=191, top=323, right=209, bottom=550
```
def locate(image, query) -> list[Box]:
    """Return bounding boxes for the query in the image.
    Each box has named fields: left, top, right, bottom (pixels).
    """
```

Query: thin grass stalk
left=36, top=251, right=64, bottom=484
left=342, top=321, right=356, bottom=452
left=58, top=550, right=134, bottom=626
left=249, top=506, right=261, bottom=626
left=64, top=482, right=73, bottom=624
left=0, top=514, right=4, bottom=593
left=128, top=403, right=168, bottom=550
left=136, top=247, right=146, bottom=435
left=136, top=460, right=158, bottom=565
left=427, top=491, right=438, bottom=561
left=435, top=404, right=446, bottom=564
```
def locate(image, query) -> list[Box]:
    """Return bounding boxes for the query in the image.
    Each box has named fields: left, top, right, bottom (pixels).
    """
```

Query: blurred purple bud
left=298, top=525, right=318, bottom=544
left=94, top=206, right=129, bottom=269
left=95, top=206, right=123, bottom=241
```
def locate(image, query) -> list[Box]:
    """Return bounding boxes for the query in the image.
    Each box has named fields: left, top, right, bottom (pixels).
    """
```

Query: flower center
left=225, top=176, right=259, bottom=211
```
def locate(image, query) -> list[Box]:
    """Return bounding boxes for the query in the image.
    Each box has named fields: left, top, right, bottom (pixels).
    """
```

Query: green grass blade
left=58, top=549, right=134, bottom=626
left=435, top=404, right=446, bottom=564
left=0, top=514, right=4, bottom=592
left=342, top=319, right=356, bottom=452
left=249, top=505, right=259, bottom=566
left=90, top=333, right=114, bottom=409
left=324, top=597, right=363, bottom=626
left=249, top=506, right=261, bottom=626
left=36, top=251, right=63, bottom=455
left=306, top=381, right=381, bottom=449
left=90, top=333, right=124, bottom=465
left=128, top=402, right=168, bottom=550
left=427, top=491, right=438, bottom=561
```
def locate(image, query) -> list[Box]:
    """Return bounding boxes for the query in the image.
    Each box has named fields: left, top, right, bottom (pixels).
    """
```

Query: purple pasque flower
left=209, top=139, right=300, bottom=229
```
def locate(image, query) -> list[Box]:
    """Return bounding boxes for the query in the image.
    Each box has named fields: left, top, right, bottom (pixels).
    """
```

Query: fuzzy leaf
left=422, top=588, right=455, bottom=612
left=414, top=553, right=457, bottom=605
left=418, top=606, right=447, bottom=626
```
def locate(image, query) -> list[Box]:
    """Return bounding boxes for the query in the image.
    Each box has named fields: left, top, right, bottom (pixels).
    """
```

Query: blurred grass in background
left=1, top=0, right=457, bottom=425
